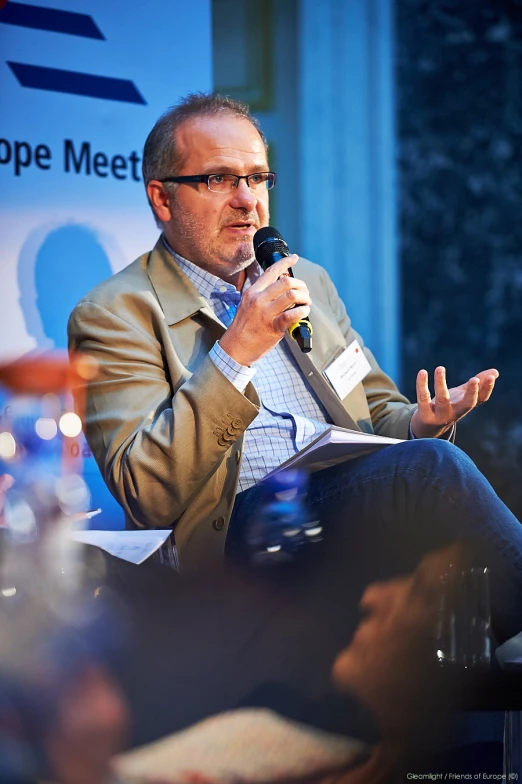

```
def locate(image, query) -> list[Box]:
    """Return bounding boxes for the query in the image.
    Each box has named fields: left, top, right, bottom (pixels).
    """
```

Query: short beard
left=168, top=195, right=258, bottom=278
left=227, top=240, right=255, bottom=266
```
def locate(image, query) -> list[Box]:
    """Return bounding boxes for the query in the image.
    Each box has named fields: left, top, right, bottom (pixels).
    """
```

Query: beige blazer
left=68, top=238, right=415, bottom=572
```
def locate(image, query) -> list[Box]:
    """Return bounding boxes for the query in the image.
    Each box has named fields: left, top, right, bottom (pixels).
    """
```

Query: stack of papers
left=266, top=426, right=403, bottom=477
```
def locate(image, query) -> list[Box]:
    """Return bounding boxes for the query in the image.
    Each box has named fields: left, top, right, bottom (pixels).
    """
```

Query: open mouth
left=225, top=222, right=255, bottom=231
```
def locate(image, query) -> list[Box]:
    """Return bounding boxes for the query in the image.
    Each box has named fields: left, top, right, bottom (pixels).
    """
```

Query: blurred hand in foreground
left=0, top=473, right=14, bottom=528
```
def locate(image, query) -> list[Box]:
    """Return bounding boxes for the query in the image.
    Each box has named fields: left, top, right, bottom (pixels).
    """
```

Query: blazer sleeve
left=68, top=299, right=259, bottom=530
left=319, top=266, right=417, bottom=440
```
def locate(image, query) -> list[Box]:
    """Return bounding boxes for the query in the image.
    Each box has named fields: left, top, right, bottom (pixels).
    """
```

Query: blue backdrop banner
left=0, top=0, right=212, bottom=528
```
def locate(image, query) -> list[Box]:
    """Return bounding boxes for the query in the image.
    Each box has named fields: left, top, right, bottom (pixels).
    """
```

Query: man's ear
left=147, top=181, right=172, bottom=223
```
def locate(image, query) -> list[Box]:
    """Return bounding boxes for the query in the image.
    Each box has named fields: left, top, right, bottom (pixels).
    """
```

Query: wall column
left=298, top=0, right=400, bottom=381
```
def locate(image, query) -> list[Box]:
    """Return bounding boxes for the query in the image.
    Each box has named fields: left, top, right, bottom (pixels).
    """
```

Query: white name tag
left=323, top=340, right=372, bottom=400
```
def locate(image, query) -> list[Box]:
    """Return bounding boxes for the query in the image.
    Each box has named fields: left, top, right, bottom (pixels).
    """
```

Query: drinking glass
left=435, top=563, right=492, bottom=671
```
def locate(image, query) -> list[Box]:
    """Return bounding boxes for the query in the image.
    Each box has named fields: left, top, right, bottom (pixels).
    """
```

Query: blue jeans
left=228, top=438, right=522, bottom=641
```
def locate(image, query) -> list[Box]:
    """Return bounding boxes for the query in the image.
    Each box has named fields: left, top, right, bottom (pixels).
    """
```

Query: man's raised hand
left=410, top=366, right=499, bottom=439
left=219, top=254, right=311, bottom=367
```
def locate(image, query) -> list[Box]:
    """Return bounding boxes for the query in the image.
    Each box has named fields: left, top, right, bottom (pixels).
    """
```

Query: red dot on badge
left=355, top=348, right=359, bottom=352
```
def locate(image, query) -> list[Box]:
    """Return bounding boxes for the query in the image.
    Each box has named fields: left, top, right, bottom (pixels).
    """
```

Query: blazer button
left=212, top=516, right=225, bottom=531
left=231, top=418, right=243, bottom=430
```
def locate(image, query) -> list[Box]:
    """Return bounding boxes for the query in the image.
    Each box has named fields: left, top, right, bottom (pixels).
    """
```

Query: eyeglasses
left=159, top=172, right=276, bottom=193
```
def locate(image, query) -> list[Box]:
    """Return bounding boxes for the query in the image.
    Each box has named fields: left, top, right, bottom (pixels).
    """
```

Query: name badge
left=323, top=340, right=372, bottom=400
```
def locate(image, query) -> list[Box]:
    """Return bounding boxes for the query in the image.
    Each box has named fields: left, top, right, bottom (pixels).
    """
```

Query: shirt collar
left=162, top=236, right=261, bottom=301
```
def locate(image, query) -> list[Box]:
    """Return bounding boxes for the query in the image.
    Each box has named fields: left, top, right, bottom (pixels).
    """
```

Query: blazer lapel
left=146, top=237, right=259, bottom=407
left=146, top=237, right=224, bottom=330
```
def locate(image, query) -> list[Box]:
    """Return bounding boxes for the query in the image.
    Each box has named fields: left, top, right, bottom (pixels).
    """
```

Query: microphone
left=253, top=227, right=312, bottom=353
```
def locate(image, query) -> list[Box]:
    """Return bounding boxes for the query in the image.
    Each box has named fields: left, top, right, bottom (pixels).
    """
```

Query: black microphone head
left=253, top=226, right=290, bottom=269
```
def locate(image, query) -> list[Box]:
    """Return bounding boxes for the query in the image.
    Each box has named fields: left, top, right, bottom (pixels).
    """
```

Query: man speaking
left=68, top=93, right=522, bottom=637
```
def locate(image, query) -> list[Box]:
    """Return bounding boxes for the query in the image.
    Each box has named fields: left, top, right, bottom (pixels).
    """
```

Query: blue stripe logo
left=8, top=62, right=146, bottom=104
left=1, top=2, right=147, bottom=104
left=0, top=2, right=104, bottom=39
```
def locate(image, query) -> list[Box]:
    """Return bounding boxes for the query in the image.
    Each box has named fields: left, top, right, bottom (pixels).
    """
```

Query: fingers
left=243, top=274, right=310, bottom=322
left=268, top=273, right=311, bottom=329
left=434, top=366, right=482, bottom=423
left=271, top=276, right=311, bottom=308
left=273, top=304, right=311, bottom=333
left=457, top=378, right=480, bottom=418
left=253, top=264, right=311, bottom=326
left=437, top=365, right=480, bottom=421
left=254, top=254, right=299, bottom=291
left=455, top=368, right=498, bottom=411
left=478, top=375, right=496, bottom=403
left=432, top=366, right=453, bottom=418
left=481, top=368, right=499, bottom=380
left=475, top=368, right=499, bottom=404
left=415, top=367, right=455, bottom=432
left=415, top=369, right=431, bottom=415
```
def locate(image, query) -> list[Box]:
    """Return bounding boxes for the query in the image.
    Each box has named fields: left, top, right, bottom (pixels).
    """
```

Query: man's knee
left=388, top=438, right=493, bottom=506
left=397, top=437, right=475, bottom=477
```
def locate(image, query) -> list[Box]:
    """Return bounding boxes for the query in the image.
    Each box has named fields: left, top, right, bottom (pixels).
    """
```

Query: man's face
left=154, top=113, right=270, bottom=282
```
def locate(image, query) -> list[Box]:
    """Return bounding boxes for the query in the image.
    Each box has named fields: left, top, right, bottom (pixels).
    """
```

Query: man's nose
left=228, top=178, right=257, bottom=211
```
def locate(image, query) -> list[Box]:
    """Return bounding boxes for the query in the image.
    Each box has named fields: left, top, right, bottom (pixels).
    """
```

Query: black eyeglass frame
left=159, top=172, right=277, bottom=190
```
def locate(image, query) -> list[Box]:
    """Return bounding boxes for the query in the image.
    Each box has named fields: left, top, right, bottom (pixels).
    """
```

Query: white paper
left=115, top=709, right=368, bottom=783
left=70, top=529, right=171, bottom=565
left=265, top=426, right=403, bottom=478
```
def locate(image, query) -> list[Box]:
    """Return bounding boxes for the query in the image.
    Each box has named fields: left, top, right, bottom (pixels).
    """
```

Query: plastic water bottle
left=245, top=469, right=322, bottom=565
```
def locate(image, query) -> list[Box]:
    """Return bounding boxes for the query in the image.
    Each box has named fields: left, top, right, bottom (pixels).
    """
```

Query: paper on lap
left=70, top=529, right=171, bottom=565
left=265, top=426, right=403, bottom=478
left=114, top=709, right=370, bottom=784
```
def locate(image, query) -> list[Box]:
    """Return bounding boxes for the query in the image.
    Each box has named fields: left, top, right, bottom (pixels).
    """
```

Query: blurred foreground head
left=333, top=543, right=469, bottom=738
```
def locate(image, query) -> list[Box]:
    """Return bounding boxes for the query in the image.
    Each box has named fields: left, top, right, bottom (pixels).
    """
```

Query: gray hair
left=142, top=92, right=268, bottom=226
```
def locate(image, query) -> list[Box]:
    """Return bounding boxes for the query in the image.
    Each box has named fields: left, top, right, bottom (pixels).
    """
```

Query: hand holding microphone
left=218, top=228, right=312, bottom=367
left=253, top=227, right=312, bottom=353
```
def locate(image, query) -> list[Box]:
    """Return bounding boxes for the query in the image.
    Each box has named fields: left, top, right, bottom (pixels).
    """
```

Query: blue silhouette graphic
left=17, top=224, right=125, bottom=530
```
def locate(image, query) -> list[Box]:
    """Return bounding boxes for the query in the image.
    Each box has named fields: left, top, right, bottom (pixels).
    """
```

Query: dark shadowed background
left=397, top=0, right=522, bottom=518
